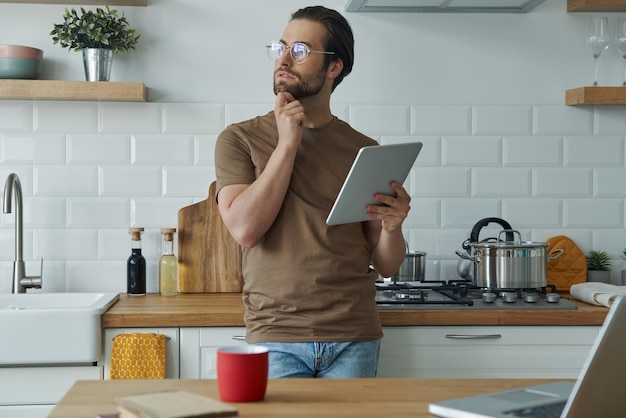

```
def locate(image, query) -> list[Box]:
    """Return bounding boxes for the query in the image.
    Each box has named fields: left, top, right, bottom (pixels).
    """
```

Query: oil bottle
left=127, top=227, right=146, bottom=296
left=159, top=228, right=178, bottom=295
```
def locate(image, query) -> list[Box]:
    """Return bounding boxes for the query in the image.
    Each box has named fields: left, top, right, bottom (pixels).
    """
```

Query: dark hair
left=290, top=6, right=354, bottom=91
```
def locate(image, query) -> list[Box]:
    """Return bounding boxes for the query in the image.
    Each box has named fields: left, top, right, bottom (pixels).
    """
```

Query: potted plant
left=50, top=6, right=140, bottom=81
left=586, top=250, right=611, bottom=283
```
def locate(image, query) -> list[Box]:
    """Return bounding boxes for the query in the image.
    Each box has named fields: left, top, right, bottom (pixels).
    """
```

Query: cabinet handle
left=232, top=335, right=247, bottom=341
left=445, top=334, right=502, bottom=340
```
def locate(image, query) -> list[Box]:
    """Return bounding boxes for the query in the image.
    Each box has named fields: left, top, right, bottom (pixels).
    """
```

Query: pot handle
left=549, top=249, right=564, bottom=260
left=463, top=217, right=514, bottom=251
left=497, top=229, right=521, bottom=244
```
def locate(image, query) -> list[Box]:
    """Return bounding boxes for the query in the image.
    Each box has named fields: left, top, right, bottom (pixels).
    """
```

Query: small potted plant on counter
left=50, top=6, right=140, bottom=81
left=586, top=250, right=611, bottom=283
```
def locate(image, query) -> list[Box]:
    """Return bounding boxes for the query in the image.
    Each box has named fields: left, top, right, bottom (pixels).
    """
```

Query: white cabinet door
left=378, top=326, right=600, bottom=378
left=0, top=405, right=53, bottom=418
left=0, top=366, right=102, bottom=418
left=179, top=327, right=247, bottom=379
left=103, top=328, right=180, bottom=379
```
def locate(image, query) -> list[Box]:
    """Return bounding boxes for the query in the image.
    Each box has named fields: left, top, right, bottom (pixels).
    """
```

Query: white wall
left=0, top=0, right=625, bottom=292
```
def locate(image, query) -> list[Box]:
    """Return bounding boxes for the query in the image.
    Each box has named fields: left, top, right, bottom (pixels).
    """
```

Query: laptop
left=326, top=142, right=422, bottom=226
left=429, top=296, right=626, bottom=418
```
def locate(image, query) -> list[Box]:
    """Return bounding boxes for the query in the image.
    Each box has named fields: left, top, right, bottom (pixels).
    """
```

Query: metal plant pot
left=588, top=270, right=611, bottom=284
left=82, top=48, right=113, bottom=82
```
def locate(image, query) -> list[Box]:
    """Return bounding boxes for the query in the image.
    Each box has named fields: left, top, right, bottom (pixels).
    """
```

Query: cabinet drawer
left=0, top=404, right=53, bottom=418
left=382, top=326, right=599, bottom=346
left=378, top=326, right=600, bottom=378
left=0, top=366, right=102, bottom=405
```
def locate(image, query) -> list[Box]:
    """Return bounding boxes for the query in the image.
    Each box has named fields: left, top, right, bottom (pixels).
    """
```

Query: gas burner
left=375, top=282, right=474, bottom=307
left=375, top=280, right=577, bottom=310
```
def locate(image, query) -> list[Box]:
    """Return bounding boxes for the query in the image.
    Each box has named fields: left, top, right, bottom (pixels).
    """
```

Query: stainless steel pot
left=392, top=251, right=426, bottom=282
left=456, top=230, right=563, bottom=289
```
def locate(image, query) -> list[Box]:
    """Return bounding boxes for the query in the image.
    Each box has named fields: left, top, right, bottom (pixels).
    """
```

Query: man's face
left=273, top=19, right=330, bottom=100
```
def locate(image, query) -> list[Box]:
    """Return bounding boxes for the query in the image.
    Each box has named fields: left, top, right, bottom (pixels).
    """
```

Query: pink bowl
left=0, top=45, right=43, bottom=60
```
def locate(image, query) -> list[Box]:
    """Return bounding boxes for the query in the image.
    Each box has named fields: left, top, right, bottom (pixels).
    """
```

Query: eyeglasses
left=266, top=41, right=335, bottom=64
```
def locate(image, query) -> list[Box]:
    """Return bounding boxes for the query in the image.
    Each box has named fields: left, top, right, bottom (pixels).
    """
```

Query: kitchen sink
left=0, top=292, right=119, bottom=365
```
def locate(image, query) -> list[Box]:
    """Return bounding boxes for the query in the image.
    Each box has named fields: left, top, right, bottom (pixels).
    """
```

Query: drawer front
left=0, top=404, right=54, bottom=418
left=0, top=366, right=102, bottom=405
left=378, top=326, right=599, bottom=378
left=382, top=326, right=599, bottom=346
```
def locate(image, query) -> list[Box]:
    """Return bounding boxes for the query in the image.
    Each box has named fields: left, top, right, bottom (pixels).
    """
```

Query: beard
left=273, top=65, right=327, bottom=100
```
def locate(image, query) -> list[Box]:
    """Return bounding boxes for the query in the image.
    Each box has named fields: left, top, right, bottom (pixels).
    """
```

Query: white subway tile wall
left=0, top=101, right=625, bottom=293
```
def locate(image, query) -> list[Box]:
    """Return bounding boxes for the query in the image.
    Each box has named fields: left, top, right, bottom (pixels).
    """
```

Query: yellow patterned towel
left=110, top=333, right=166, bottom=380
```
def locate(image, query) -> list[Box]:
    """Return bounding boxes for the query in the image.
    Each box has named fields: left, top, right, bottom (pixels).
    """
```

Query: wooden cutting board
left=177, top=182, right=243, bottom=293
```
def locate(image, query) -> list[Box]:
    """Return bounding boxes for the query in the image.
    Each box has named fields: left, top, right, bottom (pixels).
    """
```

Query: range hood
left=345, top=0, right=547, bottom=13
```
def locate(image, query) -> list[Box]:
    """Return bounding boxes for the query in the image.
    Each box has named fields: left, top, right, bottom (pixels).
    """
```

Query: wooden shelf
left=567, top=0, right=626, bottom=12
left=0, top=1, right=146, bottom=5
left=0, top=80, right=147, bottom=102
left=565, top=86, right=626, bottom=105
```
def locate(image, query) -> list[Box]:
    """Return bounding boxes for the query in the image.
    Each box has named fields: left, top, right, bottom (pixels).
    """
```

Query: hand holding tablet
left=326, top=142, right=422, bottom=226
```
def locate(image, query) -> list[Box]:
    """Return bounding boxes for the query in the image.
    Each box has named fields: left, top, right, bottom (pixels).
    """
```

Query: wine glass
left=616, top=18, right=626, bottom=86
left=586, top=17, right=610, bottom=86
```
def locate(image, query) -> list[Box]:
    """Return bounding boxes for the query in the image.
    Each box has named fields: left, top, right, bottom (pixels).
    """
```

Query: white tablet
left=326, top=142, right=422, bottom=226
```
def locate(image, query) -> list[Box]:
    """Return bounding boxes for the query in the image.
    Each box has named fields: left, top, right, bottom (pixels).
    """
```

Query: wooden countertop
left=102, top=293, right=609, bottom=328
left=49, top=378, right=564, bottom=418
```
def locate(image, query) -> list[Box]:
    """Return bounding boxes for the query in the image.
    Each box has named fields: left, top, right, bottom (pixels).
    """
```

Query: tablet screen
left=326, top=142, right=422, bottom=226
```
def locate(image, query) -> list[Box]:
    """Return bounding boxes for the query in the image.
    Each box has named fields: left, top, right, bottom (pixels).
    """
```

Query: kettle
left=456, top=217, right=514, bottom=281
left=457, top=258, right=473, bottom=281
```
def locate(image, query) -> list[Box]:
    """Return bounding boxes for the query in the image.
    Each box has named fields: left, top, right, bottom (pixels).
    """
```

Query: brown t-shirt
left=215, top=112, right=382, bottom=343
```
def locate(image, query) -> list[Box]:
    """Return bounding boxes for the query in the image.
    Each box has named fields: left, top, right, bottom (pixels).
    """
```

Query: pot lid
left=470, top=240, right=549, bottom=249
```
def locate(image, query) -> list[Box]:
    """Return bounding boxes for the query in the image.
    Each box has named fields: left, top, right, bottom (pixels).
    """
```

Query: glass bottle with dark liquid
left=127, top=227, right=146, bottom=296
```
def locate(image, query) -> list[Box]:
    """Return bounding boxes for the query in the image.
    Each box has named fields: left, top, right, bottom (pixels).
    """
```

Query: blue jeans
left=255, top=340, right=381, bottom=378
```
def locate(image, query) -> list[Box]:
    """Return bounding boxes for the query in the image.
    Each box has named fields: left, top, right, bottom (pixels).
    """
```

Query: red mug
left=217, top=345, right=269, bottom=402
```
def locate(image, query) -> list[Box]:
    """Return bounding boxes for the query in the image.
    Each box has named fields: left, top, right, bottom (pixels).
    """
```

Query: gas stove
left=375, top=280, right=577, bottom=310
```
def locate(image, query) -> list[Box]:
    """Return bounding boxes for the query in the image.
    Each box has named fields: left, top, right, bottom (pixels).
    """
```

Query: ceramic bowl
left=0, top=58, right=42, bottom=79
left=0, top=44, right=43, bottom=60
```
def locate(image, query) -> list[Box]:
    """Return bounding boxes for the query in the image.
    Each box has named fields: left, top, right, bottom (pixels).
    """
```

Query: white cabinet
left=105, top=325, right=599, bottom=380
left=0, top=366, right=102, bottom=418
left=378, top=326, right=600, bottom=378
left=179, top=327, right=247, bottom=379
left=102, top=328, right=180, bottom=379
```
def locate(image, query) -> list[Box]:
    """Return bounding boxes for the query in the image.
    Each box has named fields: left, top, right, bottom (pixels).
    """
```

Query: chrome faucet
left=3, top=173, right=42, bottom=293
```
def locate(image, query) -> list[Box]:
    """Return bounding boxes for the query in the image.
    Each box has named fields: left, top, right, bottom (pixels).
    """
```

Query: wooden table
left=49, top=378, right=564, bottom=418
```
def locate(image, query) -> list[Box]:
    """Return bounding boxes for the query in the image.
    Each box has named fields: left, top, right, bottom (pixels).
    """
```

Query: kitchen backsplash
left=0, top=100, right=624, bottom=292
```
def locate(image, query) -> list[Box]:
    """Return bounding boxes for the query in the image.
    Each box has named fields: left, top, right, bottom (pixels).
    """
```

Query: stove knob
left=524, top=294, right=539, bottom=303
left=482, top=292, right=497, bottom=303
left=546, top=293, right=561, bottom=303
left=503, top=292, right=518, bottom=303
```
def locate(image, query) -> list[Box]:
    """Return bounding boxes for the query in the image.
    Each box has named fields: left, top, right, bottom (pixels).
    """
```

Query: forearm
left=370, top=227, right=406, bottom=278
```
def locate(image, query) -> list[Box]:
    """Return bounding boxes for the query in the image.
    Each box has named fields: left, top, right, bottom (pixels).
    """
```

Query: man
left=215, top=6, right=410, bottom=378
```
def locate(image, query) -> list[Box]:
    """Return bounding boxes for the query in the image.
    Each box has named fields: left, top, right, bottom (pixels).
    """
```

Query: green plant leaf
left=586, top=250, right=611, bottom=271
left=50, top=6, right=139, bottom=53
